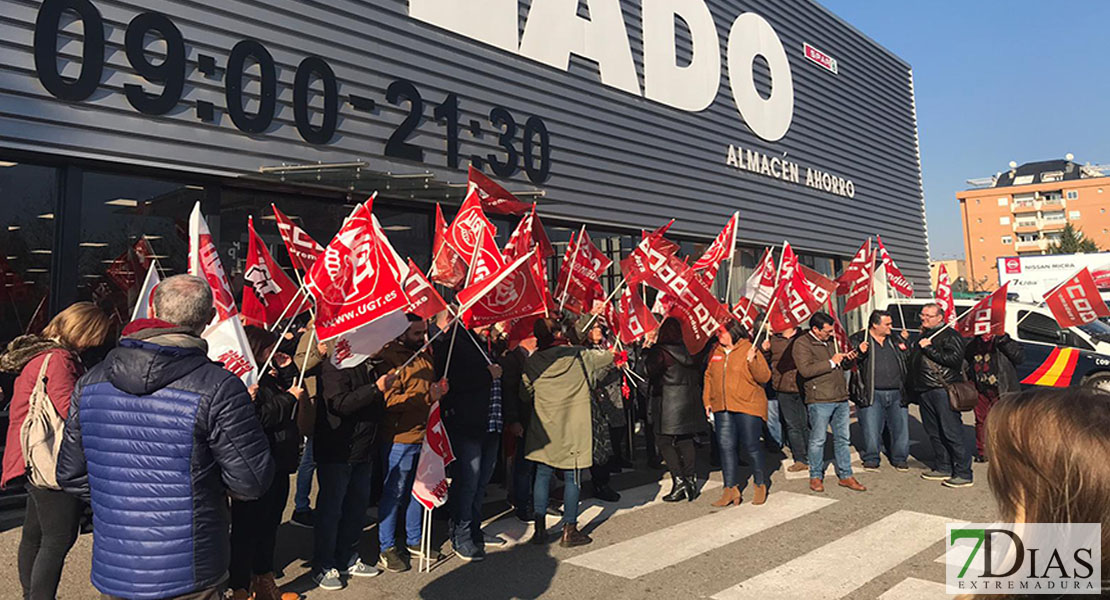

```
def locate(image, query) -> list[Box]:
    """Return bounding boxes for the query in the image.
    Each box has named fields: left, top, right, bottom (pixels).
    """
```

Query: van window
left=1017, top=311, right=1093, bottom=350
left=889, top=305, right=922, bottom=331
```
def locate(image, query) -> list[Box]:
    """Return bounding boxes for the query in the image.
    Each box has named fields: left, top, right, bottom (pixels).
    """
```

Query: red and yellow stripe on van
left=1020, top=348, right=1080, bottom=387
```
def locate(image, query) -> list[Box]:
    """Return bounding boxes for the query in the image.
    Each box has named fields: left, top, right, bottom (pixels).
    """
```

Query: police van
left=885, top=299, right=1110, bottom=392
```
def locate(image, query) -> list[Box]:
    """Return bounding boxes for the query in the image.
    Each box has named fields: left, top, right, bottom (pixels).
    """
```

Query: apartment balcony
left=1015, top=239, right=1047, bottom=253
left=1041, top=220, right=1068, bottom=231
left=1014, top=222, right=1041, bottom=233
left=1041, top=198, right=1066, bottom=208
left=1011, top=200, right=1039, bottom=213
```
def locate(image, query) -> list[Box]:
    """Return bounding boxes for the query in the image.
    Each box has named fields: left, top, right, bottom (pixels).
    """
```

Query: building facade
left=929, top=258, right=967, bottom=291
left=1, top=0, right=929, bottom=344
left=957, top=158, right=1110, bottom=291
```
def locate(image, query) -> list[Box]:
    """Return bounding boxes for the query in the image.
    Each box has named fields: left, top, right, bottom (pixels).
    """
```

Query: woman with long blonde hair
left=1, top=302, right=111, bottom=600
left=962, top=387, right=1110, bottom=599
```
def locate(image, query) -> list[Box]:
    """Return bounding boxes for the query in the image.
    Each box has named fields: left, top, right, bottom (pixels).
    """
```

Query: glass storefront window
left=0, top=161, right=57, bottom=344
left=78, top=172, right=202, bottom=324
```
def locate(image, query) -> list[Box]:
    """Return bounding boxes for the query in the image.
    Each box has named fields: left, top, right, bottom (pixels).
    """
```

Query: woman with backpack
left=229, top=326, right=307, bottom=600
left=1, top=301, right=111, bottom=600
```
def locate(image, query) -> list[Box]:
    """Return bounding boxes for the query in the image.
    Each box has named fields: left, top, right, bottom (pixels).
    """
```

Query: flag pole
left=752, top=241, right=787, bottom=347
left=419, top=506, right=432, bottom=573
left=558, top=225, right=586, bottom=314
left=260, top=293, right=312, bottom=373
left=724, top=211, right=738, bottom=306
left=266, top=284, right=310, bottom=332
left=581, top=280, right=627, bottom=333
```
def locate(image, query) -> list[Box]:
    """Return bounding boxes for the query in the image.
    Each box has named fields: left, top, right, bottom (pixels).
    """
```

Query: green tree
left=1046, top=223, right=1101, bottom=254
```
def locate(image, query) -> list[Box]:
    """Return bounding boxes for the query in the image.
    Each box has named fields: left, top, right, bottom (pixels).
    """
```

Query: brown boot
left=710, top=486, right=741, bottom=507
left=787, top=462, right=808, bottom=473
left=838, top=477, right=867, bottom=492
left=251, top=574, right=300, bottom=600
left=809, top=478, right=824, bottom=493
left=560, top=524, right=593, bottom=548
left=752, top=484, right=768, bottom=505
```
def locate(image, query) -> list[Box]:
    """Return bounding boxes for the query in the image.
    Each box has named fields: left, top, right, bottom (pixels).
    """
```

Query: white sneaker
left=313, top=568, right=343, bottom=591
left=347, top=559, right=382, bottom=578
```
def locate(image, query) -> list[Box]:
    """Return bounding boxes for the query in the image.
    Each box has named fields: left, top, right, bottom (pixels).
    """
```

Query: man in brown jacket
left=374, top=314, right=446, bottom=572
left=763, top=327, right=808, bottom=472
left=792, top=313, right=866, bottom=493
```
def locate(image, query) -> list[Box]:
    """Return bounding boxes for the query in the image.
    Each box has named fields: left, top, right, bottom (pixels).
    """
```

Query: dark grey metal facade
left=0, top=0, right=930, bottom=286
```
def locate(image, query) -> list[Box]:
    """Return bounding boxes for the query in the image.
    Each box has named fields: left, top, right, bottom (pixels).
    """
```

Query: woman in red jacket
left=1, top=301, right=111, bottom=600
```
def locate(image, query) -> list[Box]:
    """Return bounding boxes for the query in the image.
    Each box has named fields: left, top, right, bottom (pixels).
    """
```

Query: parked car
left=885, top=298, right=1110, bottom=392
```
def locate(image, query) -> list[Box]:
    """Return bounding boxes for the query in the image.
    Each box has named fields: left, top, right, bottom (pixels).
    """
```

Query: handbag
left=927, top=359, right=978, bottom=412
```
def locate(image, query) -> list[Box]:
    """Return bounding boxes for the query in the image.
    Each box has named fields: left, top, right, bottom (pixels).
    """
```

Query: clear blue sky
left=820, top=1, right=1110, bottom=260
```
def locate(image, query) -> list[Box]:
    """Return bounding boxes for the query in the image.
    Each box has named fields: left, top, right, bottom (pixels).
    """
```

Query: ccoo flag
left=955, top=283, right=1009, bottom=338
left=934, top=264, right=956, bottom=324
left=1044, top=267, right=1110, bottom=327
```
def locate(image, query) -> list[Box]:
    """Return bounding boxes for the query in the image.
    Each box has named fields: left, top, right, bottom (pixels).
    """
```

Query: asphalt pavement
left=0, top=406, right=993, bottom=600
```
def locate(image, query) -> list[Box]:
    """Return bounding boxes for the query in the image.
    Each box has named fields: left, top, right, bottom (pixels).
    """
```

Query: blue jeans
left=511, top=437, right=535, bottom=514
left=314, top=462, right=373, bottom=571
left=765, top=399, right=783, bottom=449
left=918, top=388, right=973, bottom=480
left=295, top=437, right=314, bottom=512
left=533, top=464, right=580, bottom=525
left=448, top=433, right=500, bottom=547
left=714, top=411, right=767, bottom=487
left=807, top=402, right=853, bottom=480
left=378, top=443, right=423, bottom=551
left=857, top=390, right=909, bottom=466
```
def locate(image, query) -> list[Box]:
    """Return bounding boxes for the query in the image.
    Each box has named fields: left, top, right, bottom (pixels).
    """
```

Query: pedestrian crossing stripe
left=877, top=577, right=946, bottom=600
left=710, top=510, right=954, bottom=600
left=1020, top=347, right=1079, bottom=387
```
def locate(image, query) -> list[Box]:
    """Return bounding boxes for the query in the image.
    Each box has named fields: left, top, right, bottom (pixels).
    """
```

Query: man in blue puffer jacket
left=57, top=275, right=275, bottom=600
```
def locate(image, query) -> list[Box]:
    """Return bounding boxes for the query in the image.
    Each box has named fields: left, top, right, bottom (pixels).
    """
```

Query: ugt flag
left=412, top=401, right=455, bottom=510
left=955, top=283, right=1009, bottom=338
left=403, top=259, right=448, bottom=321
left=242, top=216, right=306, bottom=329
left=445, top=190, right=496, bottom=264
left=1044, top=268, right=1110, bottom=327
left=468, top=166, right=533, bottom=216
left=430, top=203, right=467, bottom=289
left=306, top=200, right=409, bottom=342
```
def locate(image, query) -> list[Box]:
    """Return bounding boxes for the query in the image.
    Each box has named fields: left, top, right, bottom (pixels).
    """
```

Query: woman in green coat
left=522, top=318, right=614, bottom=548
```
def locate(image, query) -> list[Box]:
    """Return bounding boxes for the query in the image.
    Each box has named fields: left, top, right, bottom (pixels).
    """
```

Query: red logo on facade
left=803, top=43, right=838, bottom=75
left=1005, top=258, right=1022, bottom=274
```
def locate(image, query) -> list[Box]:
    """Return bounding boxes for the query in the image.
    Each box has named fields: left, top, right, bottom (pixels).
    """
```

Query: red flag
left=642, top=220, right=680, bottom=257
left=828, top=300, right=851, bottom=352
left=130, top=263, right=159, bottom=322
left=242, top=217, right=306, bottom=328
left=106, top=237, right=155, bottom=293
left=445, top=190, right=496, bottom=263
left=307, top=201, right=409, bottom=341
left=403, top=259, right=448, bottom=320
left=412, top=401, right=455, bottom=510
left=742, top=248, right=777, bottom=309
left=272, top=204, right=324, bottom=273
left=636, top=250, right=729, bottom=353
left=955, top=283, right=1009, bottom=337
left=430, top=204, right=467, bottom=289
left=468, top=166, right=533, bottom=216
left=621, top=228, right=678, bottom=287
left=619, top=284, right=659, bottom=345
left=557, top=229, right=612, bottom=313
left=457, top=249, right=547, bottom=328
left=506, top=314, right=543, bottom=350
left=877, top=235, right=914, bottom=298
left=836, top=239, right=875, bottom=312
left=691, top=212, right=738, bottom=284
left=504, top=209, right=537, bottom=261
left=1044, top=268, right=1110, bottom=327
left=800, top=265, right=838, bottom=308
left=769, top=243, right=821, bottom=332
left=470, top=223, right=509, bottom=286
left=531, top=211, right=556, bottom=259
left=731, top=296, right=757, bottom=333
left=935, top=264, right=956, bottom=324
left=189, top=202, right=238, bottom=321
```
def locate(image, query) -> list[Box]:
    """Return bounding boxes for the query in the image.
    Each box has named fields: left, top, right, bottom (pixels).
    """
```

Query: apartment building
left=957, top=156, right=1110, bottom=291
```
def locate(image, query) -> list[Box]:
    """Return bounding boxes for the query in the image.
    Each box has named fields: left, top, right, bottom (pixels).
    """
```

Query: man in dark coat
left=56, top=275, right=275, bottom=600
left=847, top=310, right=912, bottom=472
left=434, top=325, right=503, bottom=562
left=908, top=303, right=973, bottom=488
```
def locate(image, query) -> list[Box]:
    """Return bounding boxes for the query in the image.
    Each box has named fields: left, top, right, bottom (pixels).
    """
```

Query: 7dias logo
left=946, top=523, right=1102, bottom=595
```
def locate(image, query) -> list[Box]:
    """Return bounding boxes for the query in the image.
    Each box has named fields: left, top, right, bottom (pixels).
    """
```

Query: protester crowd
left=1, top=178, right=1107, bottom=600
left=4, top=279, right=1109, bottom=599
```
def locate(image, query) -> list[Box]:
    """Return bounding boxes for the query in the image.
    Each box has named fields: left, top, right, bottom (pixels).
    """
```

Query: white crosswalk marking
left=878, top=577, right=947, bottom=599
left=710, top=510, right=953, bottom=600
left=565, top=492, right=836, bottom=579
left=483, top=477, right=723, bottom=547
